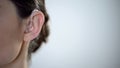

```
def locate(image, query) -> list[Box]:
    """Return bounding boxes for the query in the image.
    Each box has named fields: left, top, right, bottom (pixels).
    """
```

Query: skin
left=0, top=0, right=45, bottom=68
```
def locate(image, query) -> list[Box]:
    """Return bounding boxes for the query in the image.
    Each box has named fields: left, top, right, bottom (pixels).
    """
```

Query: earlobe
left=24, top=9, right=45, bottom=42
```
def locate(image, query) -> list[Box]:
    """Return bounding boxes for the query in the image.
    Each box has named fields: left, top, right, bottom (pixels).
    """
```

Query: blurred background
left=30, top=0, right=120, bottom=68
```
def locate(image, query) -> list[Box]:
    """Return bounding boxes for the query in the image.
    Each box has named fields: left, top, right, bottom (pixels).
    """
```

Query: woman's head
left=0, top=0, right=49, bottom=66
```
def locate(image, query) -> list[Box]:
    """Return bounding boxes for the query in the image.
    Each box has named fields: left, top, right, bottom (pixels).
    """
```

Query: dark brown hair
left=11, top=0, right=49, bottom=59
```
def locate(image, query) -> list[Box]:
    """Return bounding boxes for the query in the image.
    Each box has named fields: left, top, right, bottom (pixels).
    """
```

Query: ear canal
left=25, top=21, right=33, bottom=33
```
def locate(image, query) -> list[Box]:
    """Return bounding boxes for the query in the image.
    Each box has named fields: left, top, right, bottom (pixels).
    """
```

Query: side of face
left=0, top=0, right=25, bottom=66
left=0, top=0, right=45, bottom=66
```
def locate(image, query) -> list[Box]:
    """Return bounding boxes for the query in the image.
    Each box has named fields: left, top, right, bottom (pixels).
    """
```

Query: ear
left=24, top=9, right=45, bottom=42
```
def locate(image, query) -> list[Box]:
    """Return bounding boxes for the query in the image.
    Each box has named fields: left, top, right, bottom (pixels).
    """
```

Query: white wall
left=30, top=0, right=120, bottom=68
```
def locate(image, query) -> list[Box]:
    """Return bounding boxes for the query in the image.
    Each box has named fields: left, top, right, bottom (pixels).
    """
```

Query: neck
left=0, top=41, right=29, bottom=68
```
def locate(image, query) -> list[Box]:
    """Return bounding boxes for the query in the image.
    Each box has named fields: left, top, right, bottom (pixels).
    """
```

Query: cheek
left=0, top=17, right=24, bottom=66
left=0, top=0, right=25, bottom=66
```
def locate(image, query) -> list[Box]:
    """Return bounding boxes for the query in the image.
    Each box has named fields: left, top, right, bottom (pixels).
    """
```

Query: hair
left=11, top=0, right=49, bottom=59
